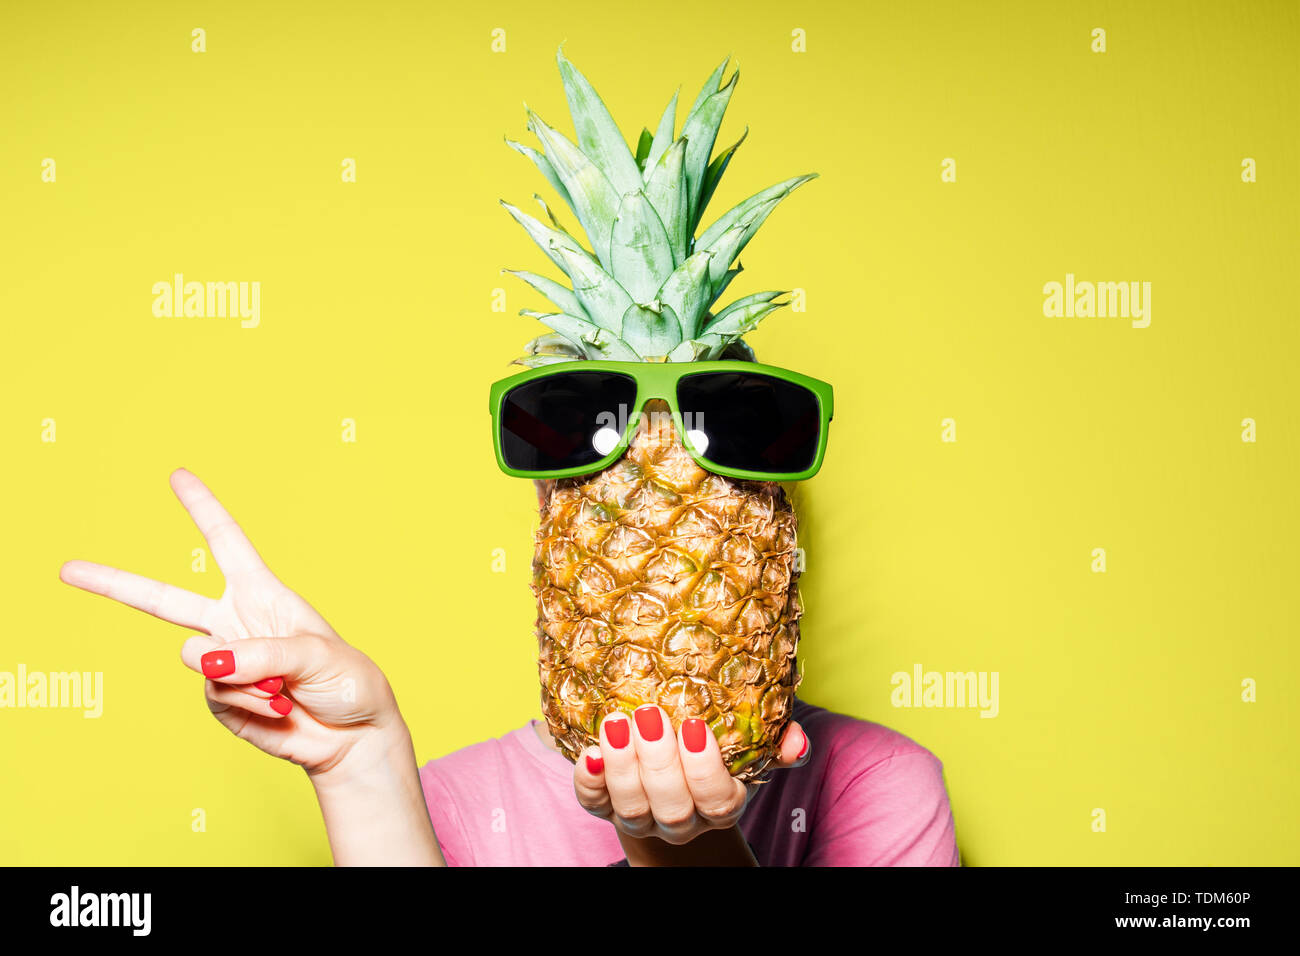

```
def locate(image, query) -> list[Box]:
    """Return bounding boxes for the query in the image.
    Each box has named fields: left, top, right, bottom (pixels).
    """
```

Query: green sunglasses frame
left=488, top=360, right=834, bottom=481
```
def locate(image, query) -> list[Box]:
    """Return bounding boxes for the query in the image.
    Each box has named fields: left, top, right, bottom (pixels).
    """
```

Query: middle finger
left=629, top=705, right=697, bottom=830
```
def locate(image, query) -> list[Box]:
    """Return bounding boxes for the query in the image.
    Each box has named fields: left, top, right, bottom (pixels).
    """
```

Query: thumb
left=182, top=633, right=332, bottom=685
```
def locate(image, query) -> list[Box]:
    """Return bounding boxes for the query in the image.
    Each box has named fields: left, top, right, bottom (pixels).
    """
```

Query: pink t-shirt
left=418, top=698, right=960, bottom=866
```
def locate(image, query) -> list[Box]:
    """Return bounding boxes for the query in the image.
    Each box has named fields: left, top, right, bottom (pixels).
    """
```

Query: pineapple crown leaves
left=503, top=46, right=816, bottom=366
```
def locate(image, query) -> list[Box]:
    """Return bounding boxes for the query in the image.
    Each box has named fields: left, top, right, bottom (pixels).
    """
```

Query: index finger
left=169, top=468, right=269, bottom=577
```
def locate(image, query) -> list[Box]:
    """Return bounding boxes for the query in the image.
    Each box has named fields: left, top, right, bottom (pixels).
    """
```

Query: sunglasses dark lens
left=676, top=372, right=822, bottom=474
left=500, top=371, right=637, bottom=473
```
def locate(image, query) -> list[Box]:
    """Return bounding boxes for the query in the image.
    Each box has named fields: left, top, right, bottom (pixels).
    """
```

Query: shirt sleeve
left=418, top=762, right=472, bottom=867
left=803, top=750, right=960, bottom=866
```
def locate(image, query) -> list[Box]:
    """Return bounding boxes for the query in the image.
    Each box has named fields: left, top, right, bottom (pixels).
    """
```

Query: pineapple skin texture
left=533, top=403, right=802, bottom=783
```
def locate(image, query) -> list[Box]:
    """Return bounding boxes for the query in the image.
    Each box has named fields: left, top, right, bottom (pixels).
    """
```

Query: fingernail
left=200, top=650, right=236, bottom=679
left=269, top=695, right=293, bottom=716
left=796, top=730, right=809, bottom=760
left=585, top=754, right=604, bottom=774
left=682, top=718, right=708, bottom=753
left=254, top=677, right=283, bottom=694
left=633, top=706, right=663, bottom=742
left=604, top=716, right=630, bottom=749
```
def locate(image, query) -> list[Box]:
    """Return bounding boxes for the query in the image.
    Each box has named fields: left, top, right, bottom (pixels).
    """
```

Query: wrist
left=308, top=722, right=415, bottom=793
left=616, top=825, right=758, bottom=867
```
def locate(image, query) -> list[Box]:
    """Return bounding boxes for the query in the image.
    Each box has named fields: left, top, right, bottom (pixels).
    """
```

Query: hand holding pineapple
left=573, top=704, right=808, bottom=858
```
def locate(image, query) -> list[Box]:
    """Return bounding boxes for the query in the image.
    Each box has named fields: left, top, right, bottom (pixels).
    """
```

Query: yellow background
left=2, top=0, right=1296, bottom=865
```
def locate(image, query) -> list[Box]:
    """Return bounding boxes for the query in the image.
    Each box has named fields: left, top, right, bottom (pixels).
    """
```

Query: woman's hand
left=59, top=467, right=401, bottom=777
left=572, top=705, right=810, bottom=864
left=60, top=467, right=442, bottom=865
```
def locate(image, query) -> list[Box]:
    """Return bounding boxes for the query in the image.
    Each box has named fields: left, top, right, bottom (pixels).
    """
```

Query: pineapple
left=504, top=49, right=816, bottom=782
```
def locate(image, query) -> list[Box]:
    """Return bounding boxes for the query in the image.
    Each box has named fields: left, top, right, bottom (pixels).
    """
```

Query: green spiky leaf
left=654, top=251, right=712, bottom=340
left=696, top=335, right=738, bottom=359
left=555, top=246, right=634, bottom=334
left=697, top=221, right=751, bottom=288
left=700, top=299, right=785, bottom=338
left=556, top=47, right=645, bottom=196
left=696, top=174, right=817, bottom=254
left=505, top=138, right=574, bottom=210
left=710, top=290, right=785, bottom=327
left=666, top=338, right=711, bottom=362
left=513, top=332, right=586, bottom=366
left=718, top=338, right=757, bottom=362
left=692, top=332, right=748, bottom=360
left=620, top=302, right=682, bottom=356
left=609, top=191, right=675, bottom=304
left=524, top=332, right=585, bottom=357
left=644, top=138, right=689, bottom=266
left=680, top=69, right=738, bottom=229
left=532, top=193, right=571, bottom=232
left=520, top=309, right=640, bottom=360
left=695, top=127, right=747, bottom=232
left=685, top=57, right=730, bottom=125
left=503, top=269, right=589, bottom=321
left=644, top=88, right=680, bottom=178
left=526, top=110, right=621, bottom=271
left=711, top=264, right=743, bottom=305
left=634, top=128, right=653, bottom=170
left=699, top=194, right=795, bottom=291
left=500, top=200, right=592, bottom=277
left=512, top=352, right=581, bottom=367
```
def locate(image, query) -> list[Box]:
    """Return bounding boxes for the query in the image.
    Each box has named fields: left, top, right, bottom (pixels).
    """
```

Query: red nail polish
left=605, top=717, right=630, bottom=749
left=254, top=677, right=283, bottom=694
left=269, top=695, right=293, bottom=716
left=201, top=650, right=236, bottom=679
left=682, top=718, right=708, bottom=753
left=796, top=730, right=809, bottom=760
left=634, top=706, right=663, bottom=742
left=585, top=754, right=604, bottom=774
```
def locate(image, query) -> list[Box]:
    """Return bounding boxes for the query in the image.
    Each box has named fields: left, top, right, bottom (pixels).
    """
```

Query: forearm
left=309, top=726, right=445, bottom=866
left=617, top=825, right=758, bottom=867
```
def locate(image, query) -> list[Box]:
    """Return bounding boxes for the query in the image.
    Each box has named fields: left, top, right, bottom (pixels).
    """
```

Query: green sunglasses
left=489, top=360, right=834, bottom=481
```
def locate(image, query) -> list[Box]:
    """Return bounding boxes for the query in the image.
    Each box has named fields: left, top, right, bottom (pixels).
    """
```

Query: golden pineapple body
left=534, top=406, right=802, bottom=783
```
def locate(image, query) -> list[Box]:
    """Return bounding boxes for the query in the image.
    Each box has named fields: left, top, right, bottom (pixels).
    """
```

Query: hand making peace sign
left=59, top=468, right=403, bottom=777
